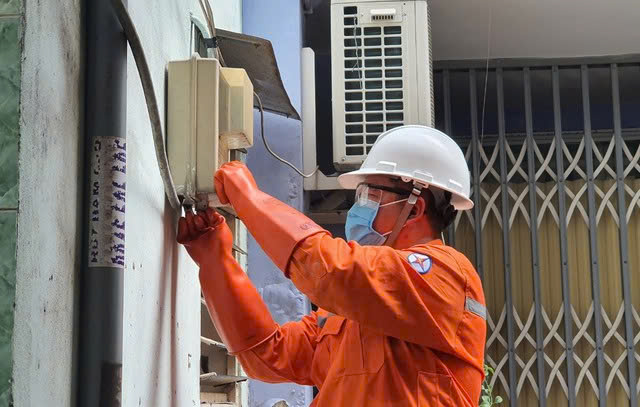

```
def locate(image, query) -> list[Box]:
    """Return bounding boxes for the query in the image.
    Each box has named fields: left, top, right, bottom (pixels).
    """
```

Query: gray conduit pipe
left=78, top=0, right=183, bottom=404
left=78, top=0, right=127, bottom=405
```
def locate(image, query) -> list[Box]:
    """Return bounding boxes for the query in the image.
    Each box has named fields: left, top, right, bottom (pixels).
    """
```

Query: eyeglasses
left=356, top=183, right=410, bottom=196
left=355, top=183, right=411, bottom=206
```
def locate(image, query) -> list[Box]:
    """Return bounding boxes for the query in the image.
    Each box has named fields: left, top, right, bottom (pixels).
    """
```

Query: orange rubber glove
left=214, top=161, right=326, bottom=272
left=177, top=208, right=277, bottom=353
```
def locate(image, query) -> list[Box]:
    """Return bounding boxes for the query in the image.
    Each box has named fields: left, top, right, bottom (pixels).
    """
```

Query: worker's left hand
left=177, top=207, right=231, bottom=267
left=214, top=161, right=259, bottom=206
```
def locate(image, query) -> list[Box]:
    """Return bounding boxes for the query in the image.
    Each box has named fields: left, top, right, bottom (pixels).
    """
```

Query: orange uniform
left=180, top=162, right=487, bottom=407
left=236, top=233, right=486, bottom=406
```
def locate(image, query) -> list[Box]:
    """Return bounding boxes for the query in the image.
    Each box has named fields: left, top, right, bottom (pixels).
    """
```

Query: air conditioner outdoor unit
left=331, top=0, right=433, bottom=171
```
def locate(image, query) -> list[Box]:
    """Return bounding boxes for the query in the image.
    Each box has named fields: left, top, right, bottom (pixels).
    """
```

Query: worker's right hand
left=177, top=207, right=231, bottom=267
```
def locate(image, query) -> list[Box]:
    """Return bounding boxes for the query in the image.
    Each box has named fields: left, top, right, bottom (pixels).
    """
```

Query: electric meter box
left=167, top=54, right=253, bottom=201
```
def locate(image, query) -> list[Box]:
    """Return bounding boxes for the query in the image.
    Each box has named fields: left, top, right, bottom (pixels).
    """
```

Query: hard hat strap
left=384, top=184, right=423, bottom=247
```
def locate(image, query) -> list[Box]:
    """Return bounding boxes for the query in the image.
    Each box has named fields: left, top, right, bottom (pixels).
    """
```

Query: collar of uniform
left=404, top=239, right=443, bottom=252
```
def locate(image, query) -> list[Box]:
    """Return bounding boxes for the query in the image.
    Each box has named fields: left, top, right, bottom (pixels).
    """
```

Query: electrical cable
left=197, top=1, right=315, bottom=179
left=198, top=0, right=226, bottom=66
left=113, top=0, right=315, bottom=210
left=254, top=92, right=319, bottom=178
left=198, top=0, right=214, bottom=40
left=110, top=0, right=181, bottom=209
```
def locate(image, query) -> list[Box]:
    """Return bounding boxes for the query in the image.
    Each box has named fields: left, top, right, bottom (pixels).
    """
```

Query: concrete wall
left=13, top=0, right=82, bottom=405
left=13, top=1, right=242, bottom=406
left=242, top=1, right=314, bottom=406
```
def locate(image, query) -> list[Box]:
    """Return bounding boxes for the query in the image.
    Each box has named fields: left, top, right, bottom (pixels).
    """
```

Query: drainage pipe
left=77, top=0, right=127, bottom=405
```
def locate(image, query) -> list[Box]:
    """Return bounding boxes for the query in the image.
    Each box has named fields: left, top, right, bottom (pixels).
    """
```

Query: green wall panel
left=0, top=7, right=21, bottom=407
left=0, top=17, right=21, bottom=209
left=0, top=211, right=16, bottom=405
left=0, top=0, right=21, bottom=15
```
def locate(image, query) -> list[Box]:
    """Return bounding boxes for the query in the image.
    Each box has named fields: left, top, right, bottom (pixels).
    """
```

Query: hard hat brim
left=338, top=169, right=474, bottom=211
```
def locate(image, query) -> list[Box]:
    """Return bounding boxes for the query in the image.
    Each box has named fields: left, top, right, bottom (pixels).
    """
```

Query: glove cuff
left=200, top=252, right=278, bottom=354
left=231, top=190, right=326, bottom=273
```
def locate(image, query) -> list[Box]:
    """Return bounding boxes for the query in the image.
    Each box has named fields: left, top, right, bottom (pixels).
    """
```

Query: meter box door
left=330, top=0, right=432, bottom=170
left=168, top=55, right=221, bottom=197
left=167, top=55, right=254, bottom=202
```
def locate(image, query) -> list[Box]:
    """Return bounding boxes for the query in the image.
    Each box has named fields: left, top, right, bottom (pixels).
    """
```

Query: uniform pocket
left=316, top=314, right=346, bottom=342
left=418, top=371, right=454, bottom=407
left=343, top=321, right=385, bottom=375
left=312, top=314, right=346, bottom=383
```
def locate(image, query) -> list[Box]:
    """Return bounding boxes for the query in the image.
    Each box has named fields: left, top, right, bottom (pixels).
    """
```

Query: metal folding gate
left=433, top=57, right=640, bottom=406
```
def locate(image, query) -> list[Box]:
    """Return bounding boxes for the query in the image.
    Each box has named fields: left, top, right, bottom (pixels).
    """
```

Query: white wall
left=14, top=0, right=83, bottom=405
left=430, top=0, right=640, bottom=60
left=14, top=1, right=242, bottom=406
left=122, top=1, right=241, bottom=406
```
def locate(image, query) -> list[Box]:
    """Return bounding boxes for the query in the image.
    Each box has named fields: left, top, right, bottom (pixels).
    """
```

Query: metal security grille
left=342, top=5, right=404, bottom=157
left=434, top=58, right=640, bottom=407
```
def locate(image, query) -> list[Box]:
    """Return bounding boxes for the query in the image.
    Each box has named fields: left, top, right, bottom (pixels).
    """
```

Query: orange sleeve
left=288, top=233, right=467, bottom=353
left=235, top=311, right=320, bottom=386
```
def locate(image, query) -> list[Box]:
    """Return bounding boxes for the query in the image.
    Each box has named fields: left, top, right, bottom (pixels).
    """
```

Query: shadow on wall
left=148, top=199, right=181, bottom=407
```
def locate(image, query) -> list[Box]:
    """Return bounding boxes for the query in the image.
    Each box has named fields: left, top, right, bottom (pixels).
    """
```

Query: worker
left=178, top=125, right=487, bottom=406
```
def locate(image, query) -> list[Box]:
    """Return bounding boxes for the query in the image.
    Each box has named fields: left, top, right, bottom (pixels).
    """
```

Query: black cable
left=113, top=0, right=315, bottom=208
left=110, top=0, right=181, bottom=209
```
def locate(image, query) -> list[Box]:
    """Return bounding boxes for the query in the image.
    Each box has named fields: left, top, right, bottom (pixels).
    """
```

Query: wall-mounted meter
left=167, top=54, right=253, bottom=205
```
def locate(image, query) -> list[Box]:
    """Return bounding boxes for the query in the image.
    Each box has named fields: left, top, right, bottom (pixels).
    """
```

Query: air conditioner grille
left=427, top=3, right=434, bottom=124
left=342, top=5, right=404, bottom=156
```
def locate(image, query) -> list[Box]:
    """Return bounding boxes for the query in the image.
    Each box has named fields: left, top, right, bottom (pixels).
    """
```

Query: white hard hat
left=337, top=125, right=473, bottom=210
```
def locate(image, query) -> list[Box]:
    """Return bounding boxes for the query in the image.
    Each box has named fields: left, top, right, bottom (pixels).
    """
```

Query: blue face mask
left=345, top=191, right=408, bottom=246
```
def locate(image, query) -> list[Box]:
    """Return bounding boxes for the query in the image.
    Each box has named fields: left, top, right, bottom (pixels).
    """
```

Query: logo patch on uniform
left=407, top=253, right=432, bottom=275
